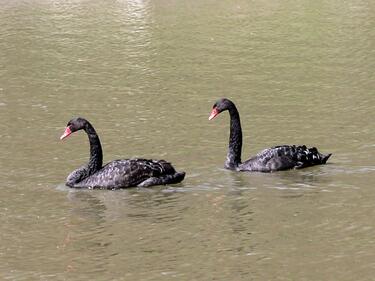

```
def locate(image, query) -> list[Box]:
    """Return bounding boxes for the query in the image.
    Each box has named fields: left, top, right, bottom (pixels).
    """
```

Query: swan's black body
left=209, top=98, right=331, bottom=172
left=61, top=117, right=185, bottom=189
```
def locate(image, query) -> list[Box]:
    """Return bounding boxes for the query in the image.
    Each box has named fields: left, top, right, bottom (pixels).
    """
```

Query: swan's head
left=209, top=98, right=234, bottom=120
left=60, top=117, right=88, bottom=140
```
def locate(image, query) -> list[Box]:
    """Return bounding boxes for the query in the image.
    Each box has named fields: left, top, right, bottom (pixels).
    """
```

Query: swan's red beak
left=60, top=126, right=72, bottom=140
left=209, top=108, right=219, bottom=120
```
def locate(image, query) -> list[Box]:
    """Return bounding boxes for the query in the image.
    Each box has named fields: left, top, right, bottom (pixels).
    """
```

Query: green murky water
left=1, top=0, right=374, bottom=280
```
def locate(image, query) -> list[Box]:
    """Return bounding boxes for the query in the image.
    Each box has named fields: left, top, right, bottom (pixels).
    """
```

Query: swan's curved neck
left=226, top=104, right=242, bottom=169
left=84, top=122, right=103, bottom=174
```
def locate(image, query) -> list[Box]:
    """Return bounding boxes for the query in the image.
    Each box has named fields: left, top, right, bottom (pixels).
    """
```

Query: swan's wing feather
left=242, top=145, right=329, bottom=172
left=72, top=159, right=176, bottom=189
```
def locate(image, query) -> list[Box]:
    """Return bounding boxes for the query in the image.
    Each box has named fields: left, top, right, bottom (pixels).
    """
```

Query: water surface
left=1, top=0, right=374, bottom=280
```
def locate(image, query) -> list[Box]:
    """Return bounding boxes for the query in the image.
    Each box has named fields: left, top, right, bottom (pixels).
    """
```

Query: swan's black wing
left=68, top=159, right=184, bottom=189
left=239, top=145, right=331, bottom=172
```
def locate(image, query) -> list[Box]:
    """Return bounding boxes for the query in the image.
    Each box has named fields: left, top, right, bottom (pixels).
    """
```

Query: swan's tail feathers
left=137, top=171, right=185, bottom=187
left=321, top=153, right=332, bottom=164
left=159, top=171, right=185, bottom=185
left=301, top=146, right=332, bottom=165
left=170, top=171, right=186, bottom=184
left=293, top=146, right=331, bottom=168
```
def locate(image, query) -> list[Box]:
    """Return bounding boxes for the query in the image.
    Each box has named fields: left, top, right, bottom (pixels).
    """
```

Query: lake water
left=1, top=0, right=374, bottom=280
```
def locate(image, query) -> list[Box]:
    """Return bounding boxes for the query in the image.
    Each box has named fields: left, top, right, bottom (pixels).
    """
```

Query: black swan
left=60, top=117, right=185, bottom=189
left=209, top=98, right=331, bottom=172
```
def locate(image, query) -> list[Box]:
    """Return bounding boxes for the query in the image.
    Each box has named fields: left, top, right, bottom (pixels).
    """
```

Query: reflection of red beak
left=60, top=126, right=72, bottom=140
left=209, top=108, right=219, bottom=120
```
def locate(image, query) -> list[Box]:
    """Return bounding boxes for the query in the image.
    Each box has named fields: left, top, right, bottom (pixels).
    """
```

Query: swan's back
left=240, top=145, right=331, bottom=172
left=69, top=159, right=183, bottom=189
